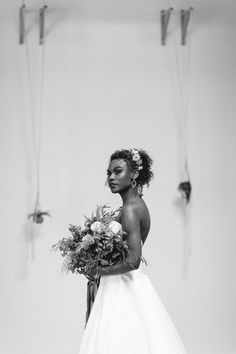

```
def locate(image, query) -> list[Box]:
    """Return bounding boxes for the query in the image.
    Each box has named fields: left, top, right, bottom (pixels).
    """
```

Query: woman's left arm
left=98, top=205, right=142, bottom=276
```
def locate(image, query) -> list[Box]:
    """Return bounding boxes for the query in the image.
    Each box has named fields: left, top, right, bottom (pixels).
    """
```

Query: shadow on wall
left=15, top=221, right=42, bottom=281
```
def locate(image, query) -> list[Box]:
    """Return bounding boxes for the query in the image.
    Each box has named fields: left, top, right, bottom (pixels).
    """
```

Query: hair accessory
left=130, top=149, right=143, bottom=171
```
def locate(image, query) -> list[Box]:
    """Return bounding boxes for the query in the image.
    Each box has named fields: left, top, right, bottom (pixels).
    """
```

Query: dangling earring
left=137, top=184, right=143, bottom=197
left=131, top=179, right=137, bottom=188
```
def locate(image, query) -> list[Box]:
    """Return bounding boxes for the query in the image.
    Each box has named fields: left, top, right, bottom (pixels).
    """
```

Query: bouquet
left=51, top=204, right=128, bottom=282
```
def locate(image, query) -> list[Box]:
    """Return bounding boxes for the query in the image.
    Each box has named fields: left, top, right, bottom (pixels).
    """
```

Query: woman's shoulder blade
left=119, top=199, right=151, bottom=242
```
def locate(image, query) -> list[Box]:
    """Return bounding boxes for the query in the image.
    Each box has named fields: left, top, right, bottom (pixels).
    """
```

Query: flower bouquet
left=51, top=204, right=128, bottom=282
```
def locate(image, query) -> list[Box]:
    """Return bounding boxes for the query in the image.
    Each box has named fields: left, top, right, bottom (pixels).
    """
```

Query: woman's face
left=107, top=158, right=133, bottom=194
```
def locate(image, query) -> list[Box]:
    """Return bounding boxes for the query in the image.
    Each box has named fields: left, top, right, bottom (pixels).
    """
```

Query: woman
left=78, top=148, right=188, bottom=354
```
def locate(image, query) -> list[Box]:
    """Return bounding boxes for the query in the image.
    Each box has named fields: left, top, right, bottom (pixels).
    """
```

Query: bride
left=78, top=148, right=188, bottom=354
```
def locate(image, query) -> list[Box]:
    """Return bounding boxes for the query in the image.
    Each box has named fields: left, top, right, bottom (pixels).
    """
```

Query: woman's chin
left=111, top=189, right=119, bottom=194
left=110, top=186, right=119, bottom=194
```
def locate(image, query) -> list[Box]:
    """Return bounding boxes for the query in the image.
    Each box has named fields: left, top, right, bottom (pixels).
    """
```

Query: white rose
left=107, top=221, right=122, bottom=234
left=90, top=221, right=104, bottom=234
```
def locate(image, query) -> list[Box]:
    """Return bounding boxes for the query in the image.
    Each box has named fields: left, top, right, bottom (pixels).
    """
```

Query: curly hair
left=109, top=148, right=154, bottom=191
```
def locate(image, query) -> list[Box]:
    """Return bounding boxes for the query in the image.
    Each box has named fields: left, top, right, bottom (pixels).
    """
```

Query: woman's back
left=116, top=197, right=150, bottom=245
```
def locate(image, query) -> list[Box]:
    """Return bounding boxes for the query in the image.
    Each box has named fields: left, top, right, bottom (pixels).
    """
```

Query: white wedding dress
left=78, top=240, right=188, bottom=354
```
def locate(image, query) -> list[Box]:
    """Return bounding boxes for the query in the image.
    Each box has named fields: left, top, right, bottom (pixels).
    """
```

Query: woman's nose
left=108, top=173, right=115, bottom=181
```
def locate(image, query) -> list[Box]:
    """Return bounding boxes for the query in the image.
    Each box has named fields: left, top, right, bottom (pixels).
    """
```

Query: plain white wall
left=0, top=1, right=236, bottom=354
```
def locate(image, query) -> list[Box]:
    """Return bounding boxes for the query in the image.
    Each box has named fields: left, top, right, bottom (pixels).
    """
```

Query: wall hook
left=39, top=5, right=48, bottom=45
left=161, top=7, right=173, bottom=46
left=19, top=4, right=26, bottom=44
left=181, top=7, right=193, bottom=45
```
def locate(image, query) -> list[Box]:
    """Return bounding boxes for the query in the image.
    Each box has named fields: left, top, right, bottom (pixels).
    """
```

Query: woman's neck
left=119, top=187, right=139, bottom=205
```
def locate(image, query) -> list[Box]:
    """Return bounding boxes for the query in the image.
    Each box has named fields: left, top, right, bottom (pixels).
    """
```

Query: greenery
left=51, top=205, right=128, bottom=282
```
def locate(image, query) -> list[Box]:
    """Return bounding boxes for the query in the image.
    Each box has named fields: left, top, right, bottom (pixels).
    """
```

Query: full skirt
left=78, top=267, right=188, bottom=354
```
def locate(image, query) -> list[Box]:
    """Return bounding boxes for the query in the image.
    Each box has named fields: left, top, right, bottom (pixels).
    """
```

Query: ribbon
left=85, top=278, right=100, bottom=326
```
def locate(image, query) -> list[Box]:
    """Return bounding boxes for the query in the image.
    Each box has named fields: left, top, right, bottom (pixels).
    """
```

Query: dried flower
left=178, top=181, right=192, bottom=204
left=28, top=209, right=51, bottom=224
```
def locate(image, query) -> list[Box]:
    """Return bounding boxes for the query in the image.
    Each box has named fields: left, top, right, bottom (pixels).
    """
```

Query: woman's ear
left=132, top=171, right=139, bottom=180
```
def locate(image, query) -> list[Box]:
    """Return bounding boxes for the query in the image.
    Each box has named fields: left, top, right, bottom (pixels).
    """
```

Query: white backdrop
left=0, top=1, right=236, bottom=354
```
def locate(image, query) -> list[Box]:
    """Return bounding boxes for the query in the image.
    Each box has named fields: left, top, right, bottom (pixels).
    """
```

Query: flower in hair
left=130, top=149, right=143, bottom=171
left=133, top=154, right=140, bottom=162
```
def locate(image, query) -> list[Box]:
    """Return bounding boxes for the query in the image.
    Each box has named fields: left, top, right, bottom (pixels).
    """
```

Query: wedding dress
left=78, top=239, right=188, bottom=354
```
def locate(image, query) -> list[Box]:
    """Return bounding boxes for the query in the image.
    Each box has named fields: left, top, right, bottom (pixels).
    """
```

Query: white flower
left=82, top=234, right=94, bottom=242
left=76, top=234, right=94, bottom=251
left=107, top=221, right=122, bottom=234
left=133, top=154, right=140, bottom=161
left=90, top=221, right=104, bottom=234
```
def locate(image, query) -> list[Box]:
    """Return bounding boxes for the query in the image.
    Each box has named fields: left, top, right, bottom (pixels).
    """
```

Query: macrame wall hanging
left=163, top=0, right=193, bottom=278
left=173, top=3, right=193, bottom=278
left=20, top=0, right=51, bottom=259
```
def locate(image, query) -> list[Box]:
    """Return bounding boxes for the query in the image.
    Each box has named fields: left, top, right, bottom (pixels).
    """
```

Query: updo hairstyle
left=109, top=148, right=154, bottom=194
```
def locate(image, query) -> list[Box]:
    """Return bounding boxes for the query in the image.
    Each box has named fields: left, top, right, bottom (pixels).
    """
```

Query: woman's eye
left=107, top=169, right=122, bottom=177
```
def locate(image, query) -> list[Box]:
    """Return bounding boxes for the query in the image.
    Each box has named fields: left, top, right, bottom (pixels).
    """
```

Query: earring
left=131, top=179, right=137, bottom=188
left=137, top=184, right=143, bottom=197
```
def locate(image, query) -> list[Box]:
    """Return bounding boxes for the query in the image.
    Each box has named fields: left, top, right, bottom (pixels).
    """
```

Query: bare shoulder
left=121, top=198, right=150, bottom=226
left=118, top=198, right=151, bottom=243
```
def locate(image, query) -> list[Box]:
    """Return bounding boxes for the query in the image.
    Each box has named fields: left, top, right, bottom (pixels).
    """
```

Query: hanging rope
left=176, top=6, right=192, bottom=279
left=167, top=0, right=193, bottom=277
left=21, top=1, right=50, bottom=227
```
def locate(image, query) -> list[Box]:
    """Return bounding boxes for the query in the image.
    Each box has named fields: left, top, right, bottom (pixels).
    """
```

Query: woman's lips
left=109, top=183, right=117, bottom=187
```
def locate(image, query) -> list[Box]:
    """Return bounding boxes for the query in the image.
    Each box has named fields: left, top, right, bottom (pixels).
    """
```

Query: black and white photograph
left=0, top=1, right=235, bottom=354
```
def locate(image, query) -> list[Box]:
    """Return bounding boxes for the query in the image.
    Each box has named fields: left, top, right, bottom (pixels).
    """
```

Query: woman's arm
left=98, top=204, right=142, bottom=276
